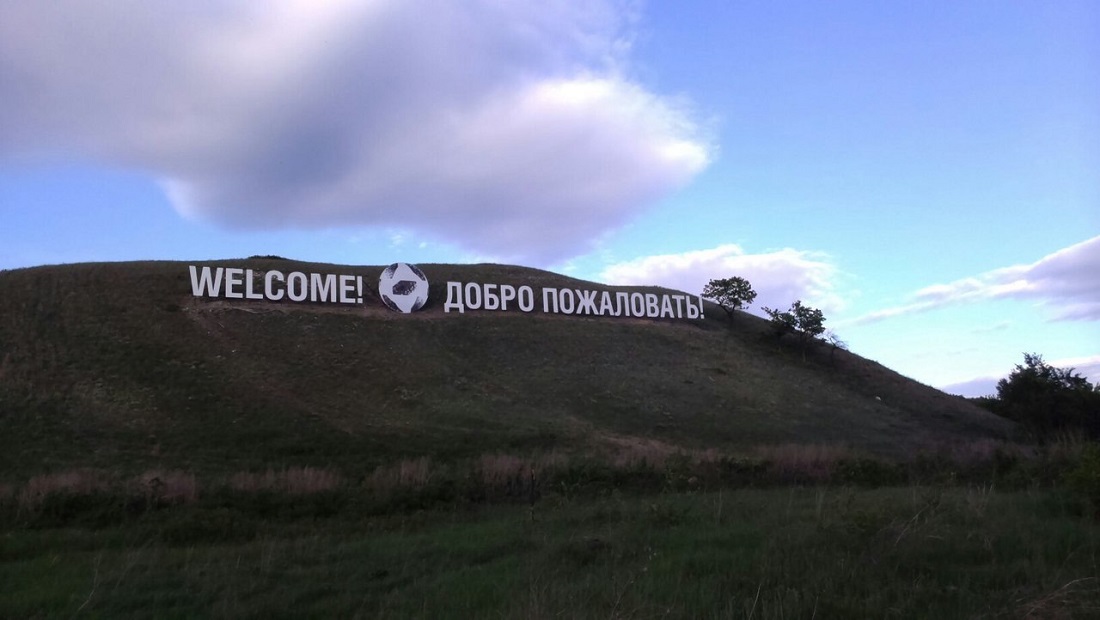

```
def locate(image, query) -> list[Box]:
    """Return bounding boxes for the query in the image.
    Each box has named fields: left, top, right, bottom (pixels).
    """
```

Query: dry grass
left=18, top=469, right=110, bottom=511
left=916, top=438, right=1033, bottom=467
left=1017, top=577, right=1100, bottom=620
left=1045, top=432, right=1094, bottom=460
left=135, top=470, right=198, bottom=504
left=4, top=438, right=1087, bottom=521
left=475, top=452, right=567, bottom=495
left=752, top=443, right=853, bottom=482
left=607, top=439, right=678, bottom=469
left=228, top=467, right=343, bottom=494
left=364, top=457, right=435, bottom=493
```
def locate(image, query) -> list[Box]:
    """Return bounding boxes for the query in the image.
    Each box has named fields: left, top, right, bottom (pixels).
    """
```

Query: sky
left=1, top=1, right=1097, bottom=396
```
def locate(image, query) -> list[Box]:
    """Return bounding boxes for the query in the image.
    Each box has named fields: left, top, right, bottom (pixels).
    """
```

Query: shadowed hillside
left=0, top=259, right=1012, bottom=477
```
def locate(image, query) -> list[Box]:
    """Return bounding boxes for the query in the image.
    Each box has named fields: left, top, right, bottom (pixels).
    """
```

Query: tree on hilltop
left=702, top=276, right=757, bottom=323
left=763, top=300, right=826, bottom=360
left=823, top=330, right=848, bottom=365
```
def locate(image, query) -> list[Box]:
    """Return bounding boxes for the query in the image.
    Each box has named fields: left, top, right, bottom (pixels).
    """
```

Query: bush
left=993, top=353, right=1100, bottom=441
left=836, top=458, right=906, bottom=487
left=1065, top=444, right=1100, bottom=518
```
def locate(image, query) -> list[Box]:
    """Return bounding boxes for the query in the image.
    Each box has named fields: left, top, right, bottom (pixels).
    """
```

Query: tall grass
left=3, top=486, right=1098, bottom=618
left=228, top=466, right=342, bottom=494
left=3, top=439, right=1095, bottom=528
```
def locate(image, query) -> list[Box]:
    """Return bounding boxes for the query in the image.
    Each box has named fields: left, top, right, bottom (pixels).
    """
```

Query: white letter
left=339, top=275, right=356, bottom=303
left=500, top=285, right=516, bottom=310
left=464, top=282, right=482, bottom=310
left=687, top=295, right=702, bottom=319
left=484, top=284, right=500, bottom=310
left=558, top=288, right=575, bottom=314
left=542, top=288, right=559, bottom=313
left=630, top=293, right=645, bottom=317
left=671, top=294, right=685, bottom=318
left=645, top=294, right=660, bottom=318
left=310, top=273, right=336, bottom=302
left=265, top=270, right=285, bottom=301
left=599, top=292, right=613, bottom=316
left=518, top=286, right=535, bottom=312
left=576, top=289, right=598, bottom=315
left=188, top=266, right=223, bottom=297
left=660, top=295, right=674, bottom=318
left=287, top=272, right=308, bottom=302
left=225, top=268, right=244, bottom=299
left=615, top=292, right=630, bottom=317
left=245, top=270, right=263, bottom=300
left=445, top=282, right=466, bottom=313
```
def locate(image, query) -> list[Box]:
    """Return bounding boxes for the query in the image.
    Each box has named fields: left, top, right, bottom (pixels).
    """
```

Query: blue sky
left=1, top=1, right=1097, bottom=395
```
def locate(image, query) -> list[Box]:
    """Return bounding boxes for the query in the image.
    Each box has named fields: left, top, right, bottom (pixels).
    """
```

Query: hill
left=0, top=259, right=1012, bottom=477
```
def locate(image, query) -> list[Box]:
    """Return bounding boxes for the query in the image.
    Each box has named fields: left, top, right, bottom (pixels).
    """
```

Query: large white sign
left=443, top=281, right=705, bottom=320
left=187, top=264, right=705, bottom=321
left=189, top=265, right=366, bottom=304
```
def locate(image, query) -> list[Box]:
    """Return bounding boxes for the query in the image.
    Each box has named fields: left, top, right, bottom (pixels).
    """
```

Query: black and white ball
left=378, top=263, right=429, bottom=313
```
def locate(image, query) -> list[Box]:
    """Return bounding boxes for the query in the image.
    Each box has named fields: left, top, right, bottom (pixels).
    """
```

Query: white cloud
left=599, top=244, right=842, bottom=316
left=0, top=1, right=710, bottom=264
left=1055, top=354, right=1100, bottom=384
left=938, top=377, right=999, bottom=399
left=851, top=235, right=1100, bottom=325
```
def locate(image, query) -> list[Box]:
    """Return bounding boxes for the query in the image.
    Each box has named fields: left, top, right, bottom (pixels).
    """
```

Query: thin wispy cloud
left=599, top=244, right=842, bottom=316
left=850, top=235, right=1100, bottom=325
left=0, top=1, right=711, bottom=264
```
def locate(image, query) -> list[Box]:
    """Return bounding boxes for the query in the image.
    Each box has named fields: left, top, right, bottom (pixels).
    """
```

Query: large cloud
left=0, top=1, right=710, bottom=264
left=599, top=244, right=842, bottom=316
left=852, top=235, right=1100, bottom=325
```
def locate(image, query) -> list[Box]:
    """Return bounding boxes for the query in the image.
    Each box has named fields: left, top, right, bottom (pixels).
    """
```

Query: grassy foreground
left=3, top=484, right=1098, bottom=619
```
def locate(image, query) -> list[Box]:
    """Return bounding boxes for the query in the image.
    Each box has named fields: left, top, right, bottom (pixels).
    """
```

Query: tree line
left=702, top=276, right=842, bottom=360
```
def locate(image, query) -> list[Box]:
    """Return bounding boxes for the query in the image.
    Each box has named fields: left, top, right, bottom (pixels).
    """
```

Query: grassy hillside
left=0, top=259, right=1011, bottom=477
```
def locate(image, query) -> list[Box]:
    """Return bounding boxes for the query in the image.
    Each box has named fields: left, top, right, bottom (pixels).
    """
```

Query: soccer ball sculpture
left=378, top=262, right=429, bottom=313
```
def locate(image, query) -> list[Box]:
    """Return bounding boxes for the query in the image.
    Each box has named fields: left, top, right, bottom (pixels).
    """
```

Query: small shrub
left=25, top=491, right=128, bottom=528
left=553, top=460, right=617, bottom=498
left=135, top=470, right=198, bottom=507
left=1065, top=444, right=1100, bottom=518
left=835, top=458, right=906, bottom=487
left=715, top=457, right=768, bottom=487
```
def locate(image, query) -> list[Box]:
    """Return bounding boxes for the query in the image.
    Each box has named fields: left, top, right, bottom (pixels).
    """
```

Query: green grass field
left=3, top=444, right=1100, bottom=618
left=3, top=484, right=1098, bottom=619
